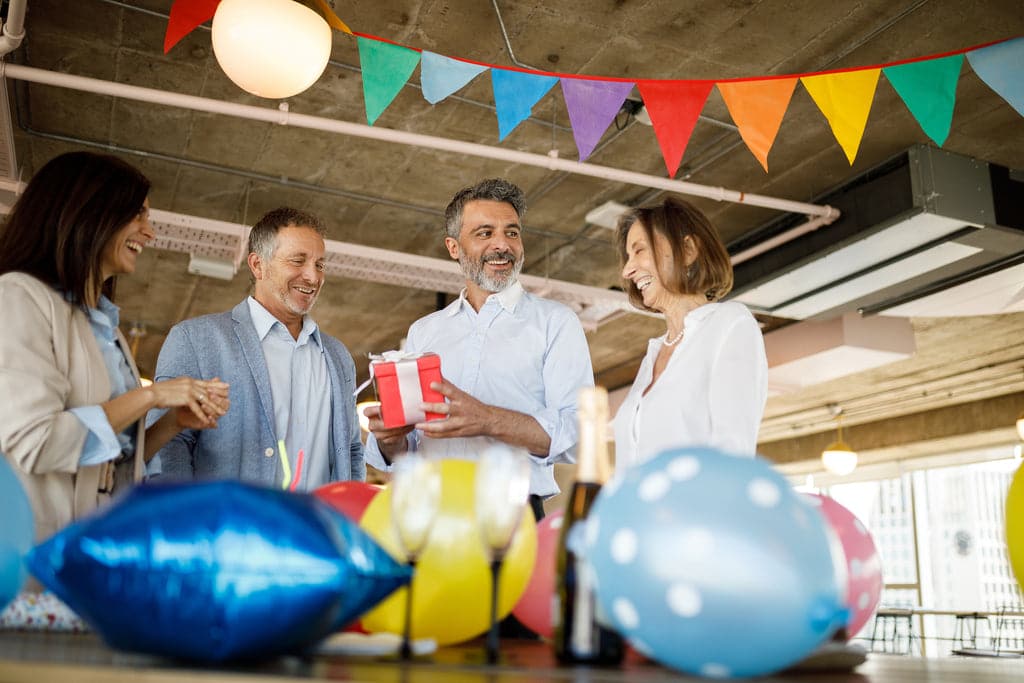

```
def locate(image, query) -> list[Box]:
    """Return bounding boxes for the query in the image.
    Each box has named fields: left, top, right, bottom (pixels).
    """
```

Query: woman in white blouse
left=612, top=197, right=767, bottom=471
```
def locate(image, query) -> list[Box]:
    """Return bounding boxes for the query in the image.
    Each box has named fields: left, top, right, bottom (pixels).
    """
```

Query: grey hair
left=443, top=178, right=526, bottom=239
left=247, top=207, right=327, bottom=261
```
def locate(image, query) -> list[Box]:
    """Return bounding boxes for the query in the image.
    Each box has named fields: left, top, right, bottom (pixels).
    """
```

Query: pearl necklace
left=663, top=327, right=685, bottom=347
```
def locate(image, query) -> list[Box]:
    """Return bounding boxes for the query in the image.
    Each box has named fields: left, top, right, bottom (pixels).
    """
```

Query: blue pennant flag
left=966, top=37, right=1024, bottom=117
left=491, top=68, right=559, bottom=141
left=421, top=51, right=488, bottom=104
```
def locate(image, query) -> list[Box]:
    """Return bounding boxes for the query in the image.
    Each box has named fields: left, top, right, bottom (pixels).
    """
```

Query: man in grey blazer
left=152, top=207, right=365, bottom=489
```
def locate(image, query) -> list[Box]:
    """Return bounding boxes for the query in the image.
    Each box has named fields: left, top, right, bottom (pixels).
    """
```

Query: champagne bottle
left=553, top=386, right=624, bottom=665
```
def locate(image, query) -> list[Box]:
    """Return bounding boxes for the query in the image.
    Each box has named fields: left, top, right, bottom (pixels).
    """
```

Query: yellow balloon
left=359, top=459, right=537, bottom=645
left=1007, top=462, right=1024, bottom=594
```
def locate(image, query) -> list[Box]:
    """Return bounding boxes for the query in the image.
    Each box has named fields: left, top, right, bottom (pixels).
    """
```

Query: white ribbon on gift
left=353, top=352, right=434, bottom=429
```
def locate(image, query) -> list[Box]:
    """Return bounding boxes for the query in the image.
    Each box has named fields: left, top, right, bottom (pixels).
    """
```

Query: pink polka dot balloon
left=803, top=493, right=883, bottom=637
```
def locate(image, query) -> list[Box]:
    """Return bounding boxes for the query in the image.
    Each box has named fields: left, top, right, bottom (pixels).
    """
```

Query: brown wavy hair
left=616, top=196, right=733, bottom=312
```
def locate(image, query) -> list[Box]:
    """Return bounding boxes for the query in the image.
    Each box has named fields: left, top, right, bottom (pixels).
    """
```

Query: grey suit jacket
left=152, top=299, right=365, bottom=486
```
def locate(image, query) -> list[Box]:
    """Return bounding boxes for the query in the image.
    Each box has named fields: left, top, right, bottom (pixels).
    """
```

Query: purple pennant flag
left=561, top=78, right=636, bottom=162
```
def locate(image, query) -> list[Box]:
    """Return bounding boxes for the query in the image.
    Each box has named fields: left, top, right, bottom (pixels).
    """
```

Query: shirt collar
left=247, top=296, right=321, bottom=346
left=649, top=302, right=718, bottom=347
left=87, top=294, right=120, bottom=329
left=448, top=280, right=524, bottom=316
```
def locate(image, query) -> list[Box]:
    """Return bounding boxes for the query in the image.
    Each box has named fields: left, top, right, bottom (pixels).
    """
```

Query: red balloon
left=512, top=510, right=563, bottom=638
left=314, top=481, right=381, bottom=522
left=314, top=481, right=383, bottom=634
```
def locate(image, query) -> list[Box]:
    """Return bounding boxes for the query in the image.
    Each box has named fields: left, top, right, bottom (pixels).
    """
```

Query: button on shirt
left=70, top=295, right=138, bottom=465
left=612, top=302, right=768, bottom=471
left=365, top=281, right=594, bottom=497
left=247, top=297, right=332, bottom=490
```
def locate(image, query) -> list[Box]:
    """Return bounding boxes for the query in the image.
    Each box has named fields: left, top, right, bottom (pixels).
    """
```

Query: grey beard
left=460, top=253, right=524, bottom=293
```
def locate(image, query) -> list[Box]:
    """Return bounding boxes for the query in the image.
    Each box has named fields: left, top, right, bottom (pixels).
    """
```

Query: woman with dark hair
left=612, top=196, right=767, bottom=470
left=0, top=151, right=229, bottom=544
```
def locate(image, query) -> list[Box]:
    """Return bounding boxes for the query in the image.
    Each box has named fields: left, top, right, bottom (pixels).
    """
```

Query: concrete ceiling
left=4, top=0, right=1023, bottom=470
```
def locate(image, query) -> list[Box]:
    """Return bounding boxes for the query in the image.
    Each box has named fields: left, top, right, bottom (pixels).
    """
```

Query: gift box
left=371, top=352, right=445, bottom=429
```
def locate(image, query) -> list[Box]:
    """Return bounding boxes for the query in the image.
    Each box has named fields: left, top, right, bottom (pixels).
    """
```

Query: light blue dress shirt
left=365, top=281, right=594, bottom=497
left=247, top=297, right=332, bottom=490
left=69, top=295, right=138, bottom=465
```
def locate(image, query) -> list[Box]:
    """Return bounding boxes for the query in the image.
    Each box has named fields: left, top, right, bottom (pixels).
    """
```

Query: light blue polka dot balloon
left=588, top=447, right=847, bottom=679
left=0, top=456, right=34, bottom=611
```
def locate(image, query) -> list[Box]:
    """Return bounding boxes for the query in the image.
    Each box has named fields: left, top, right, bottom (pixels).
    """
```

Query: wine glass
left=391, top=454, right=442, bottom=659
left=475, top=444, right=531, bottom=664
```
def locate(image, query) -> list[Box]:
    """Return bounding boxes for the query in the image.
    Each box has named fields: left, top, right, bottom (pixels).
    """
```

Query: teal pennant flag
left=883, top=54, right=963, bottom=146
left=491, top=68, right=559, bottom=140
left=421, top=51, right=488, bottom=104
left=358, top=37, right=422, bottom=125
left=966, top=37, right=1024, bottom=117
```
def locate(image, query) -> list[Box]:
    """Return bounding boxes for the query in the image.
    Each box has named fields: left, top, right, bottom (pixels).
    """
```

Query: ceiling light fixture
left=821, top=405, right=858, bottom=476
left=585, top=200, right=631, bottom=230
left=212, top=0, right=332, bottom=99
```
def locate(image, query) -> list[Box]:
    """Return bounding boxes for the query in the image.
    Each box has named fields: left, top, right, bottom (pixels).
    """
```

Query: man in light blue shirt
left=364, top=179, right=593, bottom=515
left=153, top=208, right=364, bottom=489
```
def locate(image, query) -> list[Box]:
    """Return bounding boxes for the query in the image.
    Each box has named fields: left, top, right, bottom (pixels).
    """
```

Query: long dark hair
left=0, top=151, right=151, bottom=305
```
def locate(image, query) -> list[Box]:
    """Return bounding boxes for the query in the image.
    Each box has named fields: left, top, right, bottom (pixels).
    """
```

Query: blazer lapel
left=232, top=300, right=277, bottom=436
left=114, top=326, right=146, bottom=482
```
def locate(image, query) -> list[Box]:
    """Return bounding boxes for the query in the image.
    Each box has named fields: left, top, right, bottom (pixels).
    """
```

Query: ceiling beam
left=759, top=390, right=1024, bottom=468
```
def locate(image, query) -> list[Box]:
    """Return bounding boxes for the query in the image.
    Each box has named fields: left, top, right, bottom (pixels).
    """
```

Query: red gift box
left=371, top=352, right=445, bottom=429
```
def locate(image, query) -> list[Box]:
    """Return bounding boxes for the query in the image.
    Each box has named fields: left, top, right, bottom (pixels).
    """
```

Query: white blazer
left=0, top=272, right=144, bottom=544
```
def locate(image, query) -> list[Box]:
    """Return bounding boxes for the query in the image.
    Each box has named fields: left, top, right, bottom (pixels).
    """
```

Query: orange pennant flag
left=311, top=0, right=353, bottom=34
left=717, top=78, right=797, bottom=172
left=801, top=69, right=881, bottom=165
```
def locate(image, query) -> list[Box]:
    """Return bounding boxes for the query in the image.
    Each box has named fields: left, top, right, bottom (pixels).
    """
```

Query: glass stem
left=486, top=558, right=502, bottom=665
left=401, top=559, right=417, bottom=660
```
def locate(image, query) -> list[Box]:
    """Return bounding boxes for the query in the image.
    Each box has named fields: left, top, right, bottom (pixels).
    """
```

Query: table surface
left=1, top=632, right=1023, bottom=683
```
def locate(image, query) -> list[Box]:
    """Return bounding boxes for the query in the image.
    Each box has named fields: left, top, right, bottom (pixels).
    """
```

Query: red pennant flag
left=164, top=0, right=221, bottom=54
left=637, top=80, right=714, bottom=177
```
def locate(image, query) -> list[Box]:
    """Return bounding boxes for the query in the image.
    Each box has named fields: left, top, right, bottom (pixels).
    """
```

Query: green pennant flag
left=358, top=37, right=422, bottom=125
left=883, top=55, right=963, bottom=147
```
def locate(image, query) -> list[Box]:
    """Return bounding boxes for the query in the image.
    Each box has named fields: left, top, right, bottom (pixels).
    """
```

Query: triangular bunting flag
left=310, top=0, right=352, bottom=34
left=801, top=69, right=881, bottom=165
left=966, top=37, right=1024, bottom=117
left=717, top=78, right=797, bottom=172
left=358, top=37, right=422, bottom=126
left=164, top=0, right=220, bottom=54
left=883, top=55, right=962, bottom=146
left=421, top=51, right=488, bottom=105
left=491, top=69, right=559, bottom=141
left=636, top=80, right=714, bottom=177
left=561, top=78, right=635, bottom=162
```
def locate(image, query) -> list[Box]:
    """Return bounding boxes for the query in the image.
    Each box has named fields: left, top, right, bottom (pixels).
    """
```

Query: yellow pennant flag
left=801, top=68, right=881, bottom=165
left=717, top=78, right=797, bottom=172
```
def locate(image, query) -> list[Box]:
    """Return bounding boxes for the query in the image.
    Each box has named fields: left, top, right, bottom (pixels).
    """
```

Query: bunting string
left=164, top=1, right=1021, bottom=174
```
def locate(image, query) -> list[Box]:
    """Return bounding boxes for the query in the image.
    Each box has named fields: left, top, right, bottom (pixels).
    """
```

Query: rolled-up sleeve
left=535, top=310, right=594, bottom=464
left=68, top=406, right=122, bottom=466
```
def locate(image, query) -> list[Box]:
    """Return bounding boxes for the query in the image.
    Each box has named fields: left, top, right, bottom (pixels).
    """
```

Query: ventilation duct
left=730, top=145, right=1024, bottom=320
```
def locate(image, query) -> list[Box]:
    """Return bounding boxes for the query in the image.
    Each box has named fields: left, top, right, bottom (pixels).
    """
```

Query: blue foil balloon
left=0, top=456, right=34, bottom=610
left=28, top=481, right=410, bottom=661
left=587, top=448, right=847, bottom=679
